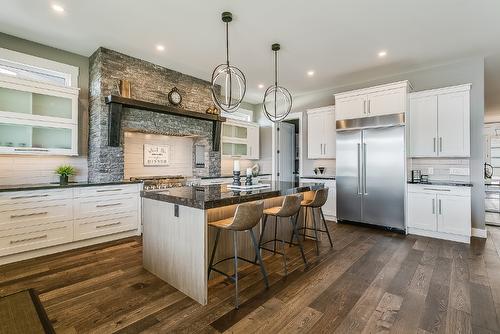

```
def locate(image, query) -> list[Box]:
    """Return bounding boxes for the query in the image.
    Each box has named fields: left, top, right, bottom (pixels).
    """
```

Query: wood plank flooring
left=1, top=222, right=500, bottom=333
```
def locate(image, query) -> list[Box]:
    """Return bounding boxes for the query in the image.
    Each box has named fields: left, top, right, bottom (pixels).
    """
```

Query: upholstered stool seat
left=207, top=201, right=269, bottom=309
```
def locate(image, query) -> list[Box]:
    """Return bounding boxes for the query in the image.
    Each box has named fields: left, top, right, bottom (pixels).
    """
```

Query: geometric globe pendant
left=262, top=43, right=292, bottom=123
left=210, top=12, right=246, bottom=113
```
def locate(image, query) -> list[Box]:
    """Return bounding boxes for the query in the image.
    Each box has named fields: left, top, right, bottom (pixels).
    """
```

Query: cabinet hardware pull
left=432, top=198, right=435, bottom=214
left=363, top=100, right=366, bottom=114
left=324, top=144, right=327, bottom=155
left=96, top=203, right=122, bottom=208
left=433, top=138, right=436, bottom=152
left=423, top=188, right=451, bottom=192
left=96, top=188, right=122, bottom=193
left=367, top=100, right=371, bottom=114
left=96, top=222, right=121, bottom=229
left=357, top=143, right=362, bottom=195
left=439, top=137, right=443, bottom=152
left=10, top=234, right=48, bottom=244
left=14, top=148, right=49, bottom=152
left=363, top=143, right=368, bottom=195
left=10, top=211, right=48, bottom=219
left=10, top=194, right=49, bottom=200
left=438, top=199, right=442, bottom=215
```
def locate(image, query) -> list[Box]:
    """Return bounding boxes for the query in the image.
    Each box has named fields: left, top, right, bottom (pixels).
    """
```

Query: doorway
left=272, top=112, right=303, bottom=182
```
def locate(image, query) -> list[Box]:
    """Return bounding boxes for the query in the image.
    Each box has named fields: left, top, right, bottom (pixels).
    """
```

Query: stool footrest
left=260, top=238, right=298, bottom=247
left=212, top=256, right=258, bottom=268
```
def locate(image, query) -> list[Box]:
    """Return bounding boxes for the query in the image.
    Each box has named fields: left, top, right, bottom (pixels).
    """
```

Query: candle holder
left=245, top=175, right=252, bottom=186
left=232, top=171, right=241, bottom=186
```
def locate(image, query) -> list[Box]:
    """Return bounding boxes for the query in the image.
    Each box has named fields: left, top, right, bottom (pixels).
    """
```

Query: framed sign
left=144, top=144, right=170, bottom=166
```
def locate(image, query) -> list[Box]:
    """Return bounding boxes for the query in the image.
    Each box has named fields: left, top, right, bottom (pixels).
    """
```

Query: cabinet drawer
left=74, top=213, right=139, bottom=241
left=74, top=184, right=140, bottom=198
left=407, top=184, right=470, bottom=197
left=0, top=199, right=73, bottom=231
left=0, top=221, right=73, bottom=257
left=74, top=195, right=138, bottom=219
left=0, top=188, right=73, bottom=206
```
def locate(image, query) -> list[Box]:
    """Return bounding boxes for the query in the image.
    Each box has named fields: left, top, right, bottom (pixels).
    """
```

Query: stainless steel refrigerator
left=336, top=114, right=406, bottom=231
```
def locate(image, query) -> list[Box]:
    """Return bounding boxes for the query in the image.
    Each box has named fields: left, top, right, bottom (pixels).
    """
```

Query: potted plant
left=55, top=165, right=76, bottom=185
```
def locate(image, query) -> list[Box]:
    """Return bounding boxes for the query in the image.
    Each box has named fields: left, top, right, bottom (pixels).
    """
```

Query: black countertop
left=199, top=173, right=272, bottom=180
left=407, top=181, right=473, bottom=187
left=141, top=181, right=324, bottom=209
left=0, top=180, right=142, bottom=193
left=300, top=175, right=336, bottom=180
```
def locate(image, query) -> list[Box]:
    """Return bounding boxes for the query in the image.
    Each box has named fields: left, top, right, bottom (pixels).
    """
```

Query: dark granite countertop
left=0, top=180, right=142, bottom=193
left=407, top=181, right=473, bottom=187
left=141, top=181, right=324, bottom=209
left=199, top=173, right=272, bottom=180
left=300, top=175, right=336, bottom=180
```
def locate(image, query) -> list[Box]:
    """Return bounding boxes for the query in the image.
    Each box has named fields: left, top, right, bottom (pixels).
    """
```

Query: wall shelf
left=105, top=95, right=226, bottom=151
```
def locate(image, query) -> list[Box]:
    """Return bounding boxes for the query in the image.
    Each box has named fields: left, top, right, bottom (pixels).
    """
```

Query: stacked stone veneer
left=88, top=47, right=221, bottom=182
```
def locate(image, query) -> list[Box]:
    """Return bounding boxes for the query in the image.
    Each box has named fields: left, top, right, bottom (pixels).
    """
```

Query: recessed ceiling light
left=258, top=84, right=264, bottom=89
left=378, top=50, right=387, bottom=57
left=307, top=70, right=315, bottom=77
left=51, top=4, right=64, bottom=13
left=156, top=45, right=165, bottom=51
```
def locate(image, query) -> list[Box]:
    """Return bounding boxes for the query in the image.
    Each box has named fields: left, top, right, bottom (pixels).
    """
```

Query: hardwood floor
left=1, top=222, right=500, bottom=333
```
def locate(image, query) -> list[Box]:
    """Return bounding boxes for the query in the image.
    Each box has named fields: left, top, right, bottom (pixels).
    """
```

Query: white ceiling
left=1, top=0, right=500, bottom=105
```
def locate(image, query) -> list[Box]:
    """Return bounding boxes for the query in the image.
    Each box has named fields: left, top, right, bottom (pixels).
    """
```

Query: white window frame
left=0, top=47, right=79, bottom=88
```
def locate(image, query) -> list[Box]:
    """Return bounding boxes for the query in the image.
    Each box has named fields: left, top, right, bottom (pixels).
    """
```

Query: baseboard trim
left=472, top=228, right=487, bottom=238
left=407, top=227, right=470, bottom=244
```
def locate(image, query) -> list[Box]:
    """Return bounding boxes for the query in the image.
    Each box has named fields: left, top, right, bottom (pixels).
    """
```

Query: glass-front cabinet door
left=0, top=74, right=79, bottom=155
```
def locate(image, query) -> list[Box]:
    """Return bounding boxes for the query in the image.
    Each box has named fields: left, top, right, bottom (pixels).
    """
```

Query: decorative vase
left=59, top=175, right=69, bottom=185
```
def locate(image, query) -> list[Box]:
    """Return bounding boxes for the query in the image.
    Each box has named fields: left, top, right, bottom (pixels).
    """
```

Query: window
left=0, top=47, right=78, bottom=88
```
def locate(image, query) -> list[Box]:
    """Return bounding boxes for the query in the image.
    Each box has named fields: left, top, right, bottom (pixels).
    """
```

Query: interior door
left=336, top=130, right=362, bottom=222
left=437, top=92, right=470, bottom=157
left=409, top=95, right=438, bottom=157
left=278, top=122, right=295, bottom=181
left=362, top=126, right=405, bottom=229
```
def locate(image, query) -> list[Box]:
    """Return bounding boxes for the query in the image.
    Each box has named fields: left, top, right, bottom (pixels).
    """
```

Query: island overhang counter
left=141, top=181, right=324, bottom=305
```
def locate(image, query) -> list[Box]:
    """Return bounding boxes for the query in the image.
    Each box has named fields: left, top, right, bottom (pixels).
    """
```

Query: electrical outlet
left=449, top=168, right=470, bottom=176
left=427, top=167, right=434, bottom=175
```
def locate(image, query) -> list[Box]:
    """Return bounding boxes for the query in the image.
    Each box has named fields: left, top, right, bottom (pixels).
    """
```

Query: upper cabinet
left=409, top=84, right=471, bottom=157
left=222, top=120, right=259, bottom=160
left=0, top=68, right=79, bottom=156
left=307, top=106, right=335, bottom=159
left=334, top=81, right=411, bottom=121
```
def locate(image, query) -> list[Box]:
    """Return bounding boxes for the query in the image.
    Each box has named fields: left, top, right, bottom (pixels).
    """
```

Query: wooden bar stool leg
left=249, top=229, right=269, bottom=288
left=312, top=208, right=320, bottom=255
left=207, top=228, right=221, bottom=279
left=290, top=213, right=307, bottom=267
left=233, top=231, right=239, bottom=309
left=320, top=208, right=333, bottom=248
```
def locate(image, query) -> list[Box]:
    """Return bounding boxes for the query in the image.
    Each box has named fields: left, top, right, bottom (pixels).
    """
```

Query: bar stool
left=293, top=188, right=333, bottom=255
left=207, top=201, right=269, bottom=309
left=257, top=194, right=307, bottom=276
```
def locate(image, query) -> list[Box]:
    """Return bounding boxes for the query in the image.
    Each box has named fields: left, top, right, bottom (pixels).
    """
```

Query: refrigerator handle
left=363, top=143, right=368, bottom=195
left=357, top=143, right=362, bottom=195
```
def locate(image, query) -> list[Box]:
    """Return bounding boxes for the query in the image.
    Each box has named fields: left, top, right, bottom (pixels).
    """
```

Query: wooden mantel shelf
left=105, top=95, right=226, bottom=151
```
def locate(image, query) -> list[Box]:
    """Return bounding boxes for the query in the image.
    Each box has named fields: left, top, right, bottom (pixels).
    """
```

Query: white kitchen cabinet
left=407, top=184, right=471, bottom=243
left=0, top=183, right=142, bottom=265
left=334, top=81, right=410, bottom=121
left=307, top=106, right=335, bottom=159
left=300, top=178, right=336, bottom=219
left=0, top=74, right=79, bottom=156
left=222, top=120, right=260, bottom=160
left=409, top=84, right=471, bottom=157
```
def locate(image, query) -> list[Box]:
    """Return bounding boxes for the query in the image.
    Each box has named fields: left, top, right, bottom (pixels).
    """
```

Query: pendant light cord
left=225, top=21, right=233, bottom=108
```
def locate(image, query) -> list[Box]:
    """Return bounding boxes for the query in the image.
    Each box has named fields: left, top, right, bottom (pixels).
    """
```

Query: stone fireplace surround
left=88, top=47, right=221, bottom=182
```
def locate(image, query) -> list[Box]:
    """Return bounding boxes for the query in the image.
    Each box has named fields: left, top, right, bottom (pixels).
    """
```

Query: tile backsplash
left=409, top=158, right=470, bottom=182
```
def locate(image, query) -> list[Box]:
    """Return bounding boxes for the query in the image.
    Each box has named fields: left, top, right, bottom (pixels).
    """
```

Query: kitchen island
left=141, top=181, right=324, bottom=304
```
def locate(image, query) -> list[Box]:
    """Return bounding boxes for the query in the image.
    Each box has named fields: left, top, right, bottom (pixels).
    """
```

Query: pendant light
left=210, top=12, right=246, bottom=113
left=262, top=43, right=292, bottom=123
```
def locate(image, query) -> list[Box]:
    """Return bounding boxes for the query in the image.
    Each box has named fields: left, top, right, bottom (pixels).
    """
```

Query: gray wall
left=0, top=32, right=90, bottom=155
left=255, top=57, right=485, bottom=230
